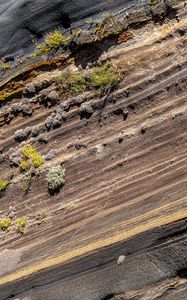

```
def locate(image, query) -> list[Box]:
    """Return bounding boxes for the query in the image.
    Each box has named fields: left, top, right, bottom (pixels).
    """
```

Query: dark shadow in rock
left=72, top=36, right=117, bottom=69
left=101, top=294, right=116, bottom=300
left=177, top=267, right=187, bottom=279
left=80, top=111, right=93, bottom=120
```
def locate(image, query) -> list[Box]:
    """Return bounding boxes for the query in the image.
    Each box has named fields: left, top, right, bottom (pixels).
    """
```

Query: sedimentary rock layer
left=0, top=1, right=186, bottom=300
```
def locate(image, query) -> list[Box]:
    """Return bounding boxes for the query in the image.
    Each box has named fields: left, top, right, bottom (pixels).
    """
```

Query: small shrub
left=36, top=31, right=68, bottom=56
left=1, top=63, right=11, bottom=71
left=150, top=0, right=158, bottom=5
left=89, top=63, right=120, bottom=95
left=20, top=160, right=31, bottom=172
left=21, top=174, right=33, bottom=194
left=57, top=63, right=121, bottom=96
left=16, top=217, right=26, bottom=234
left=37, top=43, right=50, bottom=56
left=0, top=180, right=9, bottom=194
left=0, top=218, right=11, bottom=231
left=57, top=71, right=87, bottom=95
left=47, top=165, right=66, bottom=192
left=45, top=31, right=68, bottom=49
left=20, top=144, right=44, bottom=172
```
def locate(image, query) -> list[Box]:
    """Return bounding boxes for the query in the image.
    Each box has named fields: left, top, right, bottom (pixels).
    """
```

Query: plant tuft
left=0, top=218, right=11, bottom=231
left=20, top=144, right=44, bottom=172
left=47, top=165, right=66, bottom=193
left=0, top=180, right=9, bottom=195
left=16, top=217, right=26, bottom=234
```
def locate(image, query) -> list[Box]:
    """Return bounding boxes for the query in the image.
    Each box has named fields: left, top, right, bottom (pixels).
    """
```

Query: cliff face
left=0, top=0, right=127, bottom=57
left=0, top=0, right=182, bottom=58
left=0, top=1, right=187, bottom=300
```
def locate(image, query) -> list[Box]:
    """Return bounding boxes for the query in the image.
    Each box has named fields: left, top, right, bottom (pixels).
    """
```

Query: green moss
left=20, top=144, right=44, bottom=172
left=0, top=180, right=9, bottom=194
left=94, top=13, right=124, bottom=41
left=16, top=217, right=26, bottom=227
left=0, top=218, right=11, bottom=231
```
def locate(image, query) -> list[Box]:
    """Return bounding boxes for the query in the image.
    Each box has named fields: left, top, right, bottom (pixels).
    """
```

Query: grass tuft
left=56, top=63, right=121, bottom=96
left=36, top=31, right=68, bottom=56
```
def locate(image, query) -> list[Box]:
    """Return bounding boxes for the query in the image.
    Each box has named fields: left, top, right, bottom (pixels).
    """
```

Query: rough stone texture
left=0, top=1, right=186, bottom=300
left=0, top=0, right=184, bottom=58
left=0, top=0, right=128, bottom=58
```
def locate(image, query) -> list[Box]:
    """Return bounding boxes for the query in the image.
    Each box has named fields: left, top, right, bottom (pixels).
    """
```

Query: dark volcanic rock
left=0, top=0, right=141, bottom=58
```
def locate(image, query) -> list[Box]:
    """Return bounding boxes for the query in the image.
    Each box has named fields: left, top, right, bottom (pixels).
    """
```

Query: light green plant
left=56, top=63, right=121, bottom=96
left=89, top=63, right=121, bottom=95
left=1, top=63, right=11, bottom=71
left=57, top=70, right=87, bottom=94
left=47, top=165, right=66, bottom=192
left=0, top=180, right=9, bottom=194
left=20, top=144, right=44, bottom=172
left=36, top=31, right=68, bottom=56
left=150, top=0, right=158, bottom=5
left=16, top=217, right=26, bottom=234
left=0, top=218, right=11, bottom=231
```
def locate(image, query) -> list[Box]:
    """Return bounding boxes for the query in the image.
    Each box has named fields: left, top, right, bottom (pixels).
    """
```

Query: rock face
left=0, top=0, right=127, bottom=58
left=0, top=0, right=182, bottom=58
left=0, top=0, right=187, bottom=299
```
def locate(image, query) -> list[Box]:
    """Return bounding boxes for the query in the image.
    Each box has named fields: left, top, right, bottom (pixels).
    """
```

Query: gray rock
left=15, top=129, right=28, bottom=142
left=74, top=139, right=83, bottom=150
left=51, top=112, right=56, bottom=118
left=11, top=150, right=20, bottom=158
left=80, top=102, right=94, bottom=115
left=52, top=118, right=62, bottom=128
left=31, top=127, right=40, bottom=137
left=0, top=0, right=124, bottom=58
left=60, top=101, right=69, bottom=111
left=11, top=103, right=21, bottom=114
left=47, top=91, right=59, bottom=106
left=25, top=127, right=32, bottom=135
left=21, top=104, right=33, bottom=116
left=37, top=134, right=49, bottom=144
left=44, top=149, right=57, bottom=161
left=45, top=116, right=53, bottom=130
left=8, top=206, right=16, bottom=219
left=117, top=255, right=126, bottom=265
left=25, top=82, right=36, bottom=94
left=11, top=157, right=21, bottom=166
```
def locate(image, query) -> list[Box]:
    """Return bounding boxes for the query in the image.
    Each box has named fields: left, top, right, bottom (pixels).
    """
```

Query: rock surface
left=0, top=0, right=186, bottom=299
